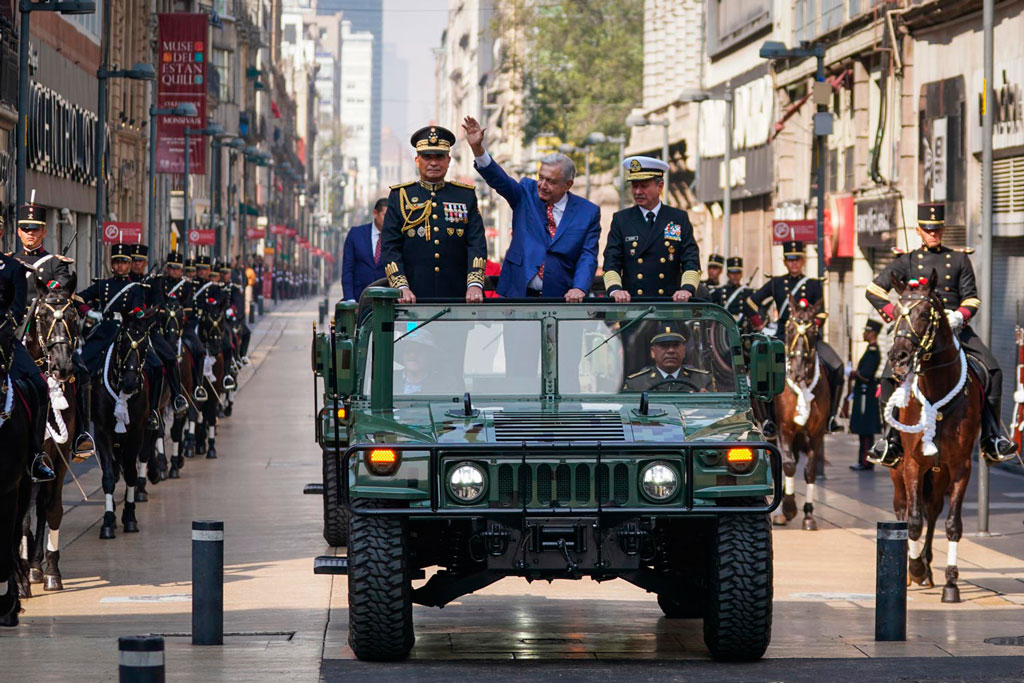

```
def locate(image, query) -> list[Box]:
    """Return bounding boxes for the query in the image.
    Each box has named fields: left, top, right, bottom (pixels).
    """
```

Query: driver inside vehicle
left=394, top=328, right=445, bottom=395
left=622, top=322, right=710, bottom=392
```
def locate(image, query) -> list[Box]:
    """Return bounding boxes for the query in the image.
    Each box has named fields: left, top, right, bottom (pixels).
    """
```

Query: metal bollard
left=118, top=635, right=165, bottom=683
left=249, top=300, right=256, bottom=324
left=875, top=520, right=908, bottom=641
left=192, top=520, right=224, bottom=645
left=257, top=295, right=264, bottom=316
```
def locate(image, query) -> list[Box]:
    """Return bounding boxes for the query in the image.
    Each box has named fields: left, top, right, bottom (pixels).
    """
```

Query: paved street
left=2, top=291, right=1024, bottom=682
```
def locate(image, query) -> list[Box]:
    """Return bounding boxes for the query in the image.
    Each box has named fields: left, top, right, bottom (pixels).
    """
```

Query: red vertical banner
left=156, top=14, right=208, bottom=174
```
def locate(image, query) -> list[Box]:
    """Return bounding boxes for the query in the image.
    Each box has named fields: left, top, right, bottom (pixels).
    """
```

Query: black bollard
left=257, top=295, right=264, bottom=316
left=875, top=520, right=908, bottom=641
left=192, top=520, right=224, bottom=645
left=118, top=635, right=165, bottom=683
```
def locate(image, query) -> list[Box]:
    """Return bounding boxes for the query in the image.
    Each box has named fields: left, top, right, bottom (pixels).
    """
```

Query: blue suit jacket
left=342, top=223, right=386, bottom=301
left=476, top=159, right=601, bottom=298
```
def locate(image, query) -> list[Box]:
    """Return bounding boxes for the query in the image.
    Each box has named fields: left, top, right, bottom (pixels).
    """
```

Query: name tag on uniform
left=625, top=235, right=639, bottom=242
left=664, top=222, right=682, bottom=241
left=443, top=202, right=468, bottom=223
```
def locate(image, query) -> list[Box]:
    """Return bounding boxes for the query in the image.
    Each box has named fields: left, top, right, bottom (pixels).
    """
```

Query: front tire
left=703, top=510, right=773, bottom=661
left=322, top=449, right=349, bottom=546
left=347, top=499, right=414, bottom=661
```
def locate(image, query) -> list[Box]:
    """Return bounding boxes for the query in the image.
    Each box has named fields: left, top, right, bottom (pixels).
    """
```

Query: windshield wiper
left=585, top=305, right=655, bottom=358
left=394, top=306, right=452, bottom=343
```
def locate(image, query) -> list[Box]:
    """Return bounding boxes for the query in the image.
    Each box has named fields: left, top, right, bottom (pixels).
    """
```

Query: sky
left=380, top=0, right=449, bottom=138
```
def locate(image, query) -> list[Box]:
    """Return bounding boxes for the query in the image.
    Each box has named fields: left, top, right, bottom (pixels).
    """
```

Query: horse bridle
left=34, top=296, right=78, bottom=363
left=891, top=294, right=955, bottom=374
left=111, top=323, right=150, bottom=391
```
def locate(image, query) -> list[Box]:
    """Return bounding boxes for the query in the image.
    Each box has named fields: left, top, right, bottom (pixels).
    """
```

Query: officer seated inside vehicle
left=394, top=328, right=446, bottom=395
left=622, top=323, right=711, bottom=392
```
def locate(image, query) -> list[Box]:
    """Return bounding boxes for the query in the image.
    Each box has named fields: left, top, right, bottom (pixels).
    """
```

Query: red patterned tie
left=539, top=203, right=556, bottom=278
left=373, top=233, right=381, bottom=265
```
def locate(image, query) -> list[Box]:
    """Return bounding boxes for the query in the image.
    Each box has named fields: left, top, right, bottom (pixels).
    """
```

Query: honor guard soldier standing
left=602, top=156, right=701, bottom=301
left=849, top=319, right=883, bottom=470
left=381, top=125, right=487, bottom=303
left=866, top=202, right=1017, bottom=465
left=703, top=253, right=725, bottom=291
left=746, top=240, right=845, bottom=433
left=1, top=211, right=55, bottom=481
left=711, top=256, right=752, bottom=322
left=14, top=203, right=96, bottom=461
left=622, top=323, right=710, bottom=392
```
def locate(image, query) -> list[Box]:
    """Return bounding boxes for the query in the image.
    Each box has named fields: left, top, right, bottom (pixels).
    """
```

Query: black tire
left=322, top=449, right=349, bottom=546
left=347, top=499, right=414, bottom=661
left=703, top=510, right=773, bottom=661
left=657, top=591, right=704, bottom=619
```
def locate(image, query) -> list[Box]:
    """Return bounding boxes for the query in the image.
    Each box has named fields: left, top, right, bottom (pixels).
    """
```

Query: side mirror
left=748, top=335, right=786, bottom=400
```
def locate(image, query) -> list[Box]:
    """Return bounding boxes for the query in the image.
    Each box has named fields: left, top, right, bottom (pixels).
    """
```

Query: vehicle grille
left=491, top=411, right=626, bottom=443
left=491, top=461, right=630, bottom=508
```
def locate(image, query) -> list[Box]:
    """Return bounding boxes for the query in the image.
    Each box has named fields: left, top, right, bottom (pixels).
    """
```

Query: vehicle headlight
left=640, top=461, right=678, bottom=502
left=448, top=462, right=487, bottom=504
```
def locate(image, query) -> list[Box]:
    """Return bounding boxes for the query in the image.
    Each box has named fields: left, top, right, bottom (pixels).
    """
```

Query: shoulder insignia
left=56, top=255, right=74, bottom=263
left=955, top=247, right=975, bottom=254
left=449, top=180, right=476, bottom=190
left=627, top=367, right=651, bottom=379
left=389, top=181, right=416, bottom=190
left=890, top=247, right=906, bottom=255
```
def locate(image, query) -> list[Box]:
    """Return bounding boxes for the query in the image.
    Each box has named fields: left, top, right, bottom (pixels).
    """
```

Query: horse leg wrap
left=908, top=537, right=926, bottom=560
left=20, top=536, right=28, bottom=561
left=947, top=541, right=959, bottom=567
left=138, top=461, right=148, bottom=482
left=47, top=529, right=59, bottom=553
left=126, top=487, right=135, bottom=504
left=805, top=483, right=816, bottom=504
left=784, top=476, right=795, bottom=496
left=104, top=493, right=114, bottom=513
left=156, top=439, right=164, bottom=456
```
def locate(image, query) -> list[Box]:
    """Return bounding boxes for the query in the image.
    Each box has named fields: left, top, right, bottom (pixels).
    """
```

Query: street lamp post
left=625, top=114, right=670, bottom=190
left=584, top=132, right=626, bottom=210
left=759, top=40, right=828, bottom=278
left=182, top=123, right=225, bottom=257
left=15, top=0, right=95, bottom=250
left=677, top=89, right=734, bottom=257
left=148, top=103, right=198, bottom=253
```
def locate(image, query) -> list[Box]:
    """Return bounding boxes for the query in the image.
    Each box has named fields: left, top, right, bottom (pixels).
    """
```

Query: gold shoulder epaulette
left=955, top=247, right=975, bottom=255
left=450, top=180, right=476, bottom=190
left=627, top=367, right=650, bottom=379
left=389, top=181, right=415, bottom=190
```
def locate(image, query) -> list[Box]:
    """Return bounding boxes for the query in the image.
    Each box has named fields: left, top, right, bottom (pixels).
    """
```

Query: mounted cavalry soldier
left=13, top=203, right=96, bottom=463
left=602, top=156, right=701, bottom=302
left=866, top=202, right=1017, bottom=466
left=745, top=240, right=845, bottom=434
left=219, top=261, right=251, bottom=363
left=78, top=245, right=147, bottom=373
left=703, top=252, right=725, bottom=292
left=1, top=210, right=55, bottom=481
left=380, top=125, right=487, bottom=303
left=149, top=250, right=202, bottom=404
left=711, top=256, right=752, bottom=322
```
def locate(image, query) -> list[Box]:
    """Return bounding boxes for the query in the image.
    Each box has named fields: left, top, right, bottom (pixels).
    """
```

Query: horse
left=772, top=296, right=831, bottom=531
left=92, top=308, right=157, bottom=539
left=22, top=279, right=81, bottom=591
left=195, top=304, right=228, bottom=459
left=885, top=271, right=981, bottom=603
left=156, top=294, right=195, bottom=479
left=0, top=312, right=38, bottom=626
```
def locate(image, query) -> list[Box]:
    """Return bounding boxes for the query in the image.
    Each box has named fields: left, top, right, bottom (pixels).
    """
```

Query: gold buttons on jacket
left=434, top=253, right=440, bottom=259
left=658, top=273, right=664, bottom=279
left=637, top=273, right=643, bottom=279
left=637, top=289, right=643, bottom=295
left=660, top=257, right=665, bottom=263
left=434, top=267, right=440, bottom=272
left=432, top=214, right=438, bottom=219
left=434, top=240, right=440, bottom=245
left=658, top=289, right=664, bottom=295
left=637, top=258, right=643, bottom=264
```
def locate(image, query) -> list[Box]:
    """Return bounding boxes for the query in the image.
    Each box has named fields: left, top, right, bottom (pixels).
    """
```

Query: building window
left=212, top=49, right=234, bottom=103
left=65, top=6, right=102, bottom=42
left=706, top=0, right=772, bottom=58
left=821, top=0, right=844, bottom=33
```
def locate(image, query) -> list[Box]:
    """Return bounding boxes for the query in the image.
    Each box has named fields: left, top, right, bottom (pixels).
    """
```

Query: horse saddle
left=965, top=353, right=991, bottom=395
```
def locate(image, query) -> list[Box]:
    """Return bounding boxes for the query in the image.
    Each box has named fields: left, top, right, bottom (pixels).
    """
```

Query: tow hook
left=618, top=523, right=648, bottom=556
left=557, top=537, right=579, bottom=575
left=480, top=523, right=511, bottom=556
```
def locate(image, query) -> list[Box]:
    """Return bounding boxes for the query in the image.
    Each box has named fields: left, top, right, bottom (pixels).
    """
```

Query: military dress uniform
left=866, top=203, right=1015, bottom=464
left=702, top=253, right=725, bottom=291
left=77, top=245, right=147, bottom=375
left=622, top=324, right=711, bottom=392
left=849, top=319, right=883, bottom=469
left=219, top=262, right=251, bottom=360
left=711, top=257, right=752, bottom=321
left=381, top=126, right=487, bottom=298
left=746, top=240, right=845, bottom=432
left=602, top=156, right=701, bottom=298
left=13, top=205, right=75, bottom=308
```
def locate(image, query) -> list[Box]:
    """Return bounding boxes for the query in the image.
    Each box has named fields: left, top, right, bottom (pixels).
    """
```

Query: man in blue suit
left=463, top=116, right=600, bottom=302
left=341, top=198, right=388, bottom=301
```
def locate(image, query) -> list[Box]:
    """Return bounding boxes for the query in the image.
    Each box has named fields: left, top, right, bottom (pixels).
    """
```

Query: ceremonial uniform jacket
left=381, top=179, right=486, bottom=298
left=192, top=279, right=226, bottom=314
left=866, top=245, right=980, bottom=323
left=622, top=365, right=710, bottom=392
left=602, top=205, right=701, bottom=296
left=0, top=252, right=27, bottom=325
left=131, top=271, right=165, bottom=309
left=711, top=282, right=752, bottom=318
left=78, top=275, right=146, bottom=320
left=849, top=344, right=881, bottom=435
left=746, top=273, right=826, bottom=338
left=14, top=247, right=74, bottom=309
left=151, top=274, right=195, bottom=308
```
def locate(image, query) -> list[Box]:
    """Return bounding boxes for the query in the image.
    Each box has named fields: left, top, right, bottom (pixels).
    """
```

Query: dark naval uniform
left=866, top=202, right=1013, bottom=463
left=602, top=156, right=701, bottom=298
left=77, top=275, right=146, bottom=374
left=381, top=126, right=486, bottom=298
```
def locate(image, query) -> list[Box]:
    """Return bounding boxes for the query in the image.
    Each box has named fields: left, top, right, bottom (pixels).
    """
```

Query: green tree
left=520, top=0, right=643, bottom=171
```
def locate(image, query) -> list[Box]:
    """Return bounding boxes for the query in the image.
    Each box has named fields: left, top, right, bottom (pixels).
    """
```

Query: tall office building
left=317, top=0, right=382, bottom=171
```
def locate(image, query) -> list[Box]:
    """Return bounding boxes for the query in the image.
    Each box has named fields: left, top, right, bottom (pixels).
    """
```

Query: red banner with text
left=156, top=13, right=208, bottom=174
left=771, top=219, right=817, bottom=244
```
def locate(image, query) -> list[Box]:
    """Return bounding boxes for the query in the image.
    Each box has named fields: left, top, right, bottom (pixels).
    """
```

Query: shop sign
left=973, top=59, right=1024, bottom=152
left=771, top=219, right=816, bottom=244
left=188, top=228, right=216, bottom=245
left=855, top=197, right=898, bottom=248
left=102, top=222, right=143, bottom=244
left=28, top=83, right=99, bottom=184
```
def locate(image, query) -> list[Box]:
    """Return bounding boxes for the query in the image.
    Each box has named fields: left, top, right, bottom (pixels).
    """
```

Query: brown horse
left=772, top=296, right=830, bottom=531
left=886, top=271, right=981, bottom=603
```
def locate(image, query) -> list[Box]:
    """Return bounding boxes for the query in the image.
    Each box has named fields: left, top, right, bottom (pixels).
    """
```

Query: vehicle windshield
left=559, top=318, right=737, bottom=395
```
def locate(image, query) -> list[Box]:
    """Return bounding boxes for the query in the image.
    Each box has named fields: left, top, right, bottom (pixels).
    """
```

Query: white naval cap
left=622, top=155, right=669, bottom=181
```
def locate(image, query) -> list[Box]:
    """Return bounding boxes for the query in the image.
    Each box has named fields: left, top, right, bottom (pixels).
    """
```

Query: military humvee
left=311, top=289, right=786, bottom=662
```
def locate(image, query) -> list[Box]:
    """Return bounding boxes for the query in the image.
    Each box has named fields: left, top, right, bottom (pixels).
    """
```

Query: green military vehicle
left=311, top=289, right=786, bottom=662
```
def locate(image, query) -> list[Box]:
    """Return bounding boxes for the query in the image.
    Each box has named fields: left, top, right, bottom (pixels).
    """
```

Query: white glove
left=946, top=309, right=964, bottom=331
left=87, top=310, right=103, bottom=322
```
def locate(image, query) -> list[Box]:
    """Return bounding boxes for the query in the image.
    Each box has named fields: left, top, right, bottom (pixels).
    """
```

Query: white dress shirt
left=657, top=367, right=680, bottom=380
left=641, top=202, right=662, bottom=223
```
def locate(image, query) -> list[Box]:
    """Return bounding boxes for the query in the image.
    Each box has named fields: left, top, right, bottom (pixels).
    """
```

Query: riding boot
left=168, top=363, right=188, bottom=415
left=24, top=378, right=56, bottom=482
left=828, top=378, right=844, bottom=433
left=868, top=377, right=902, bottom=467
left=73, top=375, right=95, bottom=461
left=980, top=399, right=1018, bottom=463
left=146, top=372, right=162, bottom=431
